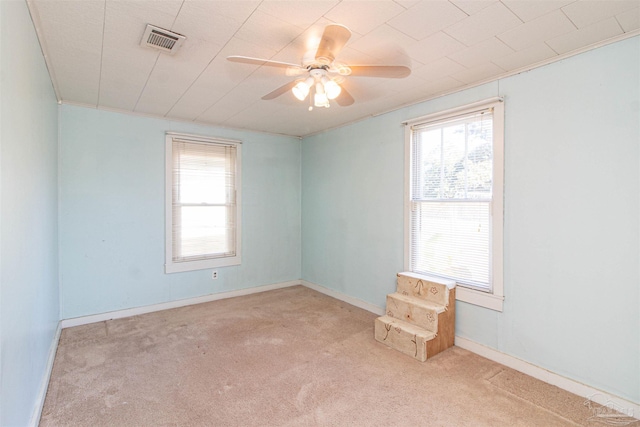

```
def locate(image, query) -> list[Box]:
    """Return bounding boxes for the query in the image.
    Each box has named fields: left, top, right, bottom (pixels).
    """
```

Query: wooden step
left=385, top=292, right=444, bottom=333
left=374, top=315, right=436, bottom=362
left=376, top=273, right=457, bottom=361
left=396, top=272, right=455, bottom=307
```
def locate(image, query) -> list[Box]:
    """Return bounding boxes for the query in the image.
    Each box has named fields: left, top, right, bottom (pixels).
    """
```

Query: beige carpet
left=40, top=286, right=629, bottom=426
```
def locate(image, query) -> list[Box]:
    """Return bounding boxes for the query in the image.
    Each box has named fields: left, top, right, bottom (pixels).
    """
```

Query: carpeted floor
left=40, top=286, right=623, bottom=426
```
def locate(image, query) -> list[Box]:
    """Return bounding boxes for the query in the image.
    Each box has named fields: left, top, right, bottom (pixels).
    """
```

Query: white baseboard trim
left=60, top=280, right=302, bottom=329
left=455, top=336, right=640, bottom=420
left=29, top=322, right=62, bottom=427
left=300, top=280, right=386, bottom=316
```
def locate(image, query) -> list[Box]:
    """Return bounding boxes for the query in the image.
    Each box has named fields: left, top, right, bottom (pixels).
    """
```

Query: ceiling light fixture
left=292, top=68, right=340, bottom=109
left=292, top=77, right=313, bottom=101
left=322, top=77, right=341, bottom=100
left=314, top=82, right=330, bottom=108
left=227, top=23, right=412, bottom=111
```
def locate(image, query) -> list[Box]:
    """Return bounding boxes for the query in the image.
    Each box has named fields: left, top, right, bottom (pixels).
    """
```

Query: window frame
left=165, top=132, right=242, bottom=273
left=404, top=98, right=504, bottom=311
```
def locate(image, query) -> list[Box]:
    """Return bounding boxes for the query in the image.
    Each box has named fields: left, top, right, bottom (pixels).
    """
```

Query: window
left=405, top=99, right=504, bottom=311
left=165, top=132, right=241, bottom=273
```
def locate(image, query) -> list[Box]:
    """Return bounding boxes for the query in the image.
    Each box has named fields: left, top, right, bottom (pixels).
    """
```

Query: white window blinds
left=166, top=133, right=241, bottom=273
left=410, top=108, right=495, bottom=291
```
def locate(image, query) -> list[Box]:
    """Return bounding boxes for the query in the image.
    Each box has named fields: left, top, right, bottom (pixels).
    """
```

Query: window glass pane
left=441, top=123, right=466, bottom=199
left=174, top=143, right=233, bottom=205
left=178, top=153, right=228, bottom=204
left=414, top=113, right=493, bottom=201
left=411, top=201, right=490, bottom=288
left=410, top=107, right=495, bottom=291
left=175, top=206, right=234, bottom=260
left=417, top=129, right=442, bottom=199
left=166, top=133, right=241, bottom=273
left=466, top=117, right=493, bottom=198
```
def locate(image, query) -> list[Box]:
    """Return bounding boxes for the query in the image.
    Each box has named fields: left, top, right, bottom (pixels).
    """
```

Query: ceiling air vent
left=140, top=24, right=185, bottom=54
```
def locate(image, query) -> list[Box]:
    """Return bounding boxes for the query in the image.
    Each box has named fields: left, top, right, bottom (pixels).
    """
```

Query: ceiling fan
left=227, top=24, right=411, bottom=110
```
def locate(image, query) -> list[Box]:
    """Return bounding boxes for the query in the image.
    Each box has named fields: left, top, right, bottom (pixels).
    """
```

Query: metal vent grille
left=140, top=24, right=185, bottom=54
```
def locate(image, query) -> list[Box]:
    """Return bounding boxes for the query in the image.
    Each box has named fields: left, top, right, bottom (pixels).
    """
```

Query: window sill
left=456, top=286, right=503, bottom=312
left=165, top=255, right=241, bottom=274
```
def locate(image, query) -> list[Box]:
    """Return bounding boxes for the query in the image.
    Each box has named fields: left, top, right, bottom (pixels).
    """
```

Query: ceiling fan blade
left=285, top=67, right=308, bottom=77
left=335, top=86, right=354, bottom=107
left=261, top=80, right=298, bottom=100
left=315, top=24, right=351, bottom=65
left=227, top=55, right=303, bottom=70
left=348, top=65, right=411, bottom=78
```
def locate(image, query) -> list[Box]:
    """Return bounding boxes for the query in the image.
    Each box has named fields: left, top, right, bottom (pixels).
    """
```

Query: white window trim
left=165, top=132, right=242, bottom=273
left=404, top=98, right=504, bottom=312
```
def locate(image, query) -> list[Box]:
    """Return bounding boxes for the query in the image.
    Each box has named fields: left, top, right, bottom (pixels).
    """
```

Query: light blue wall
left=59, top=105, right=301, bottom=319
left=0, top=1, right=60, bottom=425
left=302, top=36, right=640, bottom=404
left=5, top=2, right=637, bottom=418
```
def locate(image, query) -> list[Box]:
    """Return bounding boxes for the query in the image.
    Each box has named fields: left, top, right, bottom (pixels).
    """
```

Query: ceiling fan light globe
left=324, top=80, right=341, bottom=100
left=292, top=81, right=310, bottom=101
left=314, top=92, right=329, bottom=108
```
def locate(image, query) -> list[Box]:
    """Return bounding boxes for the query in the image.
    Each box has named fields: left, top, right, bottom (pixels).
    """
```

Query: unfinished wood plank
left=426, top=288, right=456, bottom=359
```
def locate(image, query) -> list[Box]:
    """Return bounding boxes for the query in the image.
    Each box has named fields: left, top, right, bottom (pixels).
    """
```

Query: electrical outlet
left=212, top=270, right=218, bottom=280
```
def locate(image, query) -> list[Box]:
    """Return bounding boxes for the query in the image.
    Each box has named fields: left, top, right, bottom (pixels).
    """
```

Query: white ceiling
left=27, top=0, right=640, bottom=137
